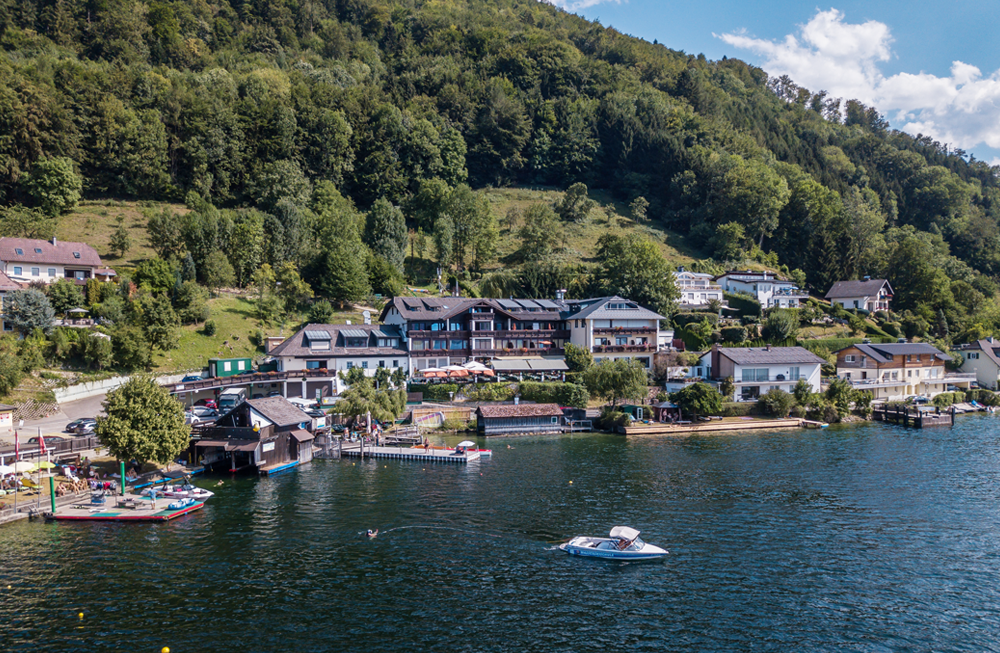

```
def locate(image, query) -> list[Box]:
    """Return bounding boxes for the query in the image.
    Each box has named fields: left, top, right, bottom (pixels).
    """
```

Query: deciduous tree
left=96, top=376, right=189, bottom=464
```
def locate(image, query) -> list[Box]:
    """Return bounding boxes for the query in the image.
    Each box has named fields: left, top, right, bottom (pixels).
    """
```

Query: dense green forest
left=2, top=0, right=1000, bottom=344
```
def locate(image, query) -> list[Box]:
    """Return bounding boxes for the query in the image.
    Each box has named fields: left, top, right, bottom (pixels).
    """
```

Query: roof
left=0, top=237, right=102, bottom=267
left=246, top=397, right=313, bottom=428
left=491, top=357, right=569, bottom=372
left=842, top=342, right=950, bottom=363
left=0, top=270, right=19, bottom=291
left=0, top=403, right=15, bottom=411
left=304, top=329, right=331, bottom=341
left=289, top=428, right=315, bottom=442
left=562, top=296, right=666, bottom=321
left=825, top=279, right=892, bottom=299
left=380, top=296, right=567, bottom=322
left=269, top=324, right=407, bottom=358
left=715, top=270, right=789, bottom=282
left=718, top=346, right=826, bottom=366
left=971, top=339, right=1000, bottom=369
left=476, top=403, right=564, bottom=418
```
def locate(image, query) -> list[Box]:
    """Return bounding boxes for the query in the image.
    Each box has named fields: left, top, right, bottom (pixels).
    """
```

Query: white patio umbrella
left=12, top=461, right=36, bottom=474
left=0, top=464, right=13, bottom=475
left=456, top=441, right=476, bottom=448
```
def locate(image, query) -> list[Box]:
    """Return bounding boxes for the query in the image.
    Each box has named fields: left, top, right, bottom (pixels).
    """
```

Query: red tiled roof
left=0, top=237, right=102, bottom=267
left=476, top=403, right=563, bottom=418
left=0, top=270, right=20, bottom=291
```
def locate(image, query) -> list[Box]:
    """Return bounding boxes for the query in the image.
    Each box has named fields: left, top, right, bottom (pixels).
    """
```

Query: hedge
left=674, top=312, right=719, bottom=328
left=720, top=402, right=757, bottom=417
left=519, top=381, right=589, bottom=409
left=407, top=383, right=459, bottom=402
left=464, top=383, right=517, bottom=402
left=724, top=292, right=762, bottom=317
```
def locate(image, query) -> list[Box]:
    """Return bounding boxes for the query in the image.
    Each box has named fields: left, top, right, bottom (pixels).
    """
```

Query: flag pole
left=13, top=430, right=18, bottom=514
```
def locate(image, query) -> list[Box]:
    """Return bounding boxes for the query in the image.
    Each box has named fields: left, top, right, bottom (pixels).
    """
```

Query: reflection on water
left=4, top=418, right=1000, bottom=651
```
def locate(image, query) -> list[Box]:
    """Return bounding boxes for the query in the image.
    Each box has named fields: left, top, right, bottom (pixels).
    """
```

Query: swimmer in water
left=366, top=529, right=378, bottom=538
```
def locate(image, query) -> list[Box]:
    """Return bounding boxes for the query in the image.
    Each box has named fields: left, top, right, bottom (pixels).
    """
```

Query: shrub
left=203, top=320, right=217, bottom=336
left=408, top=383, right=459, bottom=402
left=519, top=381, right=589, bottom=409
left=464, top=383, right=517, bottom=402
left=756, top=388, right=795, bottom=417
left=932, top=391, right=965, bottom=408
left=967, top=389, right=1000, bottom=406
left=720, top=326, right=748, bottom=343
left=720, top=402, right=755, bottom=417
left=595, top=409, right=631, bottom=431
left=673, top=312, right=720, bottom=328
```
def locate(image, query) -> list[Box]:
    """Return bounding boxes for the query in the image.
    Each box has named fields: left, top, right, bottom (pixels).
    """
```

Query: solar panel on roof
left=535, top=299, right=559, bottom=309
left=515, top=299, right=540, bottom=309
left=304, top=330, right=331, bottom=340
left=498, top=299, right=520, bottom=309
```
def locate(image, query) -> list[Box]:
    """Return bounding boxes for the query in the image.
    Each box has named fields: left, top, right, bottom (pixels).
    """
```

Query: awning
left=230, top=441, right=261, bottom=452
left=490, top=359, right=532, bottom=372
left=290, top=429, right=314, bottom=442
left=194, top=440, right=230, bottom=448
left=527, top=359, right=568, bottom=372
left=490, top=357, right=569, bottom=372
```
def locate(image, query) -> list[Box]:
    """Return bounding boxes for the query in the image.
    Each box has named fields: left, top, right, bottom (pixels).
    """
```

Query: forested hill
left=2, top=0, right=1000, bottom=339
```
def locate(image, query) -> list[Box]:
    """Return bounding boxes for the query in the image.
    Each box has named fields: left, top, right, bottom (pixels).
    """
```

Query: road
left=0, top=394, right=108, bottom=445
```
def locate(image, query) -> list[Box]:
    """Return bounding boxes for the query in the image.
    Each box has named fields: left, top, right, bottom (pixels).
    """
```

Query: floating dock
left=46, top=493, right=205, bottom=522
left=872, top=406, right=954, bottom=428
left=340, top=443, right=480, bottom=463
left=622, top=418, right=806, bottom=436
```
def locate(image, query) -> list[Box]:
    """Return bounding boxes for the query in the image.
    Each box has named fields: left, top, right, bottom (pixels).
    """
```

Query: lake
left=4, top=416, right=1000, bottom=652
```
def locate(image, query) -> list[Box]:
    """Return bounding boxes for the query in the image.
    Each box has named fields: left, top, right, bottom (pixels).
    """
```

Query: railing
left=593, top=344, right=656, bottom=353
left=736, top=377, right=802, bottom=384
left=593, top=327, right=657, bottom=335
left=162, top=368, right=335, bottom=394
left=0, top=435, right=99, bottom=460
left=944, top=373, right=977, bottom=381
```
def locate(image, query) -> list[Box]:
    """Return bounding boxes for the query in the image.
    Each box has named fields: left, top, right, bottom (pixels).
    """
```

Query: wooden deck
left=46, top=493, right=205, bottom=522
left=872, top=406, right=954, bottom=428
left=622, top=418, right=806, bottom=436
left=340, top=443, right=480, bottom=463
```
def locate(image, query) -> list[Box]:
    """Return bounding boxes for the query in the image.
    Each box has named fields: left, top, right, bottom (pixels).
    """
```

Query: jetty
left=340, top=442, right=481, bottom=463
left=622, top=417, right=806, bottom=436
left=872, top=405, right=954, bottom=428
left=46, top=492, right=205, bottom=522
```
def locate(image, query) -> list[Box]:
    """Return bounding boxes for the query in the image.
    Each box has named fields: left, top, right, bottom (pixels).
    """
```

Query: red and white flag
left=38, top=432, right=46, bottom=456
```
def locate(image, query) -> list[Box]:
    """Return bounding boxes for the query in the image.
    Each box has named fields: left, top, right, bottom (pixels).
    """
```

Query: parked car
left=195, top=398, right=218, bottom=410
left=190, top=407, right=219, bottom=420
left=65, top=418, right=96, bottom=433
left=181, top=375, right=204, bottom=383
left=267, top=391, right=283, bottom=397
left=251, top=393, right=264, bottom=399
left=75, top=422, right=97, bottom=435
left=305, top=409, right=327, bottom=419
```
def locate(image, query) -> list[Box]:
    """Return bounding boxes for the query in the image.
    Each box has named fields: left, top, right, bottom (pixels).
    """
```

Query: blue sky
left=547, top=1, right=1000, bottom=164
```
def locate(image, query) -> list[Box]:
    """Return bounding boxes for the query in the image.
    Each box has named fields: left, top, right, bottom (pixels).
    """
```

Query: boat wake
left=361, top=525, right=503, bottom=538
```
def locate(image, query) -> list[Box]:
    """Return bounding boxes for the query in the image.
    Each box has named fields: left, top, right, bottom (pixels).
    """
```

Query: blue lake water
left=4, top=417, right=1000, bottom=652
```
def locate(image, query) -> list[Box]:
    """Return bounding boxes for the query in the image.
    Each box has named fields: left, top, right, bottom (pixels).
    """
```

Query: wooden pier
left=340, top=443, right=480, bottom=463
left=872, top=405, right=954, bottom=428
left=622, top=417, right=806, bottom=436
left=46, top=492, right=205, bottom=522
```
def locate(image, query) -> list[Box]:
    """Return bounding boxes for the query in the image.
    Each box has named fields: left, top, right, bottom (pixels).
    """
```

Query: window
left=47, top=268, right=55, bottom=277
left=741, top=368, right=769, bottom=382
left=392, top=360, right=399, bottom=368
left=306, top=360, right=324, bottom=370
left=551, top=417, right=559, bottom=424
left=13, top=267, right=21, bottom=276
left=75, top=271, right=85, bottom=280
left=433, top=340, right=446, bottom=350
left=907, top=355, right=912, bottom=362
left=362, top=361, right=368, bottom=369
left=616, top=337, right=628, bottom=346
left=72, top=252, right=80, bottom=259
left=223, top=362, right=232, bottom=372
left=449, top=323, right=463, bottom=331
left=34, top=248, right=42, bottom=254
left=310, top=340, right=330, bottom=350
left=845, top=355, right=855, bottom=363
left=378, top=360, right=385, bottom=368
left=14, top=248, right=23, bottom=255
left=237, top=360, right=246, bottom=370
left=411, top=340, right=425, bottom=351
left=31, top=268, right=39, bottom=276
left=347, top=362, right=353, bottom=369
left=449, top=340, right=466, bottom=350
left=789, top=367, right=801, bottom=380
left=854, top=300, right=859, bottom=308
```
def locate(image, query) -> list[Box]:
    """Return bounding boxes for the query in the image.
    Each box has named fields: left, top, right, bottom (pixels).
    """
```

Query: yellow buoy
left=162, top=648, right=170, bottom=653
left=569, top=481, right=573, bottom=484
left=78, top=613, right=84, bottom=619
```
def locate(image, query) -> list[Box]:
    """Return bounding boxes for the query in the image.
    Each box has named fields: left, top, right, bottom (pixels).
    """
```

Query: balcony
left=593, top=327, right=657, bottom=336
left=408, top=329, right=468, bottom=338
left=483, top=329, right=570, bottom=339
left=592, top=344, right=656, bottom=354
left=472, top=347, right=565, bottom=358
left=736, top=376, right=802, bottom=385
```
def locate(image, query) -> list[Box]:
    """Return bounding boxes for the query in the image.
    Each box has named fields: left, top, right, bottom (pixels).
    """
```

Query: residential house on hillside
left=834, top=342, right=973, bottom=401
left=956, top=338, right=1000, bottom=390
left=673, top=269, right=726, bottom=310
left=0, top=237, right=113, bottom=285
left=825, top=278, right=893, bottom=313
left=193, top=397, right=315, bottom=475
left=0, top=270, right=18, bottom=332
left=380, top=294, right=670, bottom=374
left=267, top=324, right=408, bottom=398
left=715, top=270, right=808, bottom=309
left=692, top=344, right=825, bottom=401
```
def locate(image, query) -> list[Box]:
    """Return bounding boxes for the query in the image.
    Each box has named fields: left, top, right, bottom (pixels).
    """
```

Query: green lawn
left=152, top=295, right=364, bottom=373
left=57, top=200, right=187, bottom=269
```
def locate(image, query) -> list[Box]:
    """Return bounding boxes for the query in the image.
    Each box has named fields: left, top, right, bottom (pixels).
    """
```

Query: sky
left=544, top=0, right=1000, bottom=164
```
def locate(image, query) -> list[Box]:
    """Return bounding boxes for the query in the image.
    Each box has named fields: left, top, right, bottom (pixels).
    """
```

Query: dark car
left=251, top=393, right=264, bottom=399
left=305, top=409, right=327, bottom=419
left=181, top=375, right=204, bottom=383
left=267, top=391, right=283, bottom=397
left=195, top=398, right=218, bottom=410
left=66, top=418, right=96, bottom=433
left=75, top=422, right=97, bottom=435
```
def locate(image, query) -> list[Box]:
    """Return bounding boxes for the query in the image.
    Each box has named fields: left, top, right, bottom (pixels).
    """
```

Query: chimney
left=555, top=288, right=566, bottom=301
left=864, top=275, right=871, bottom=281
left=766, top=344, right=772, bottom=351
left=51, top=237, right=57, bottom=246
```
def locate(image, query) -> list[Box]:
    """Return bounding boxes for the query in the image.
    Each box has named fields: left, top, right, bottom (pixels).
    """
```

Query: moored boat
left=559, top=526, right=668, bottom=560
left=142, top=481, right=214, bottom=501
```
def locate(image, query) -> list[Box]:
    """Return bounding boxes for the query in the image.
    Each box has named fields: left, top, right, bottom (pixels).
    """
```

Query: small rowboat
left=559, top=526, right=668, bottom=561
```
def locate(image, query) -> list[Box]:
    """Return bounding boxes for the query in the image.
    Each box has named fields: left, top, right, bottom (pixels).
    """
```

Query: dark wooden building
left=193, top=397, right=315, bottom=475
left=476, top=403, right=564, bottom=436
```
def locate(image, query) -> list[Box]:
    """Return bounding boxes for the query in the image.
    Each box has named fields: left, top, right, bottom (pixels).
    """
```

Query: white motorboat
left=142, top=482, right=214, bottom=501
left=559, top=526, right=668, bottom=560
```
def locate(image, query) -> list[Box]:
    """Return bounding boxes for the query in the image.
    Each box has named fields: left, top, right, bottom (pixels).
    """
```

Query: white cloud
left=544, top=0, right=623, bottom=12
left=719, top=9, right=1000, bottom=152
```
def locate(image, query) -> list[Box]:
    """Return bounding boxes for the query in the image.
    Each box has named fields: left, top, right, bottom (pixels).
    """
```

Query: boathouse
left=192, top=397, right=315, bottom=474
left=475, top=403, right=564, bottom=436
